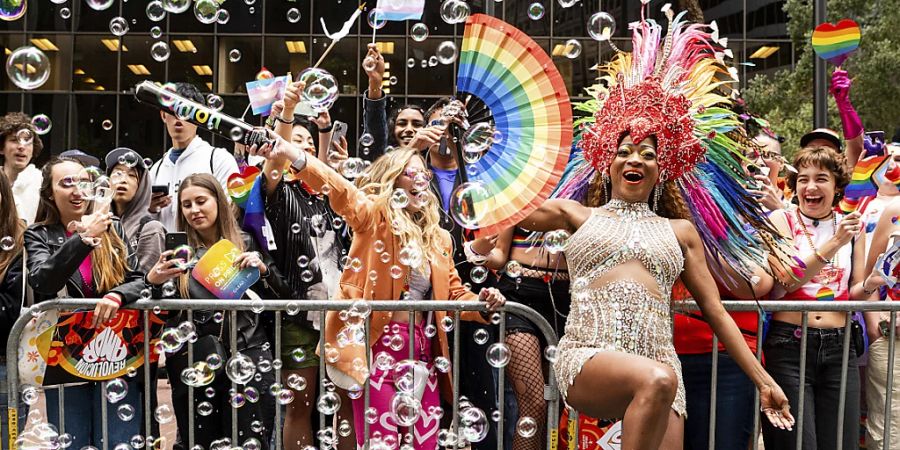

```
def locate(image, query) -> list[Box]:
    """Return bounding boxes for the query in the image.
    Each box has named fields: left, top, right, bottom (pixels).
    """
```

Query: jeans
left=679, top=352, right=755, bottom=450
left=45, top=380, right=143, bottom=449
left=0, top=364, right=27, bottom=450
left=761, top=321, right=860, bottom=450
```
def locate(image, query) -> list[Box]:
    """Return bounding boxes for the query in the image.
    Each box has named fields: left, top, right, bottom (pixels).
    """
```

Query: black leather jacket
left=0, top=253, right=24, bottom=350
left=24, top=220, right=147, bottom=304
left=156, top=233, right=291, bottom=351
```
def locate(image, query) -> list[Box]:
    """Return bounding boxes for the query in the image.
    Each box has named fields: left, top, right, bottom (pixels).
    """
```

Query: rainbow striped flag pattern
left=811, top=19, right=861, bottom=66
left=375, top=0, right=425, bottom=21
left=246, top=75, right=289, bottom=116
left=839, top=155, right=887, bottom=212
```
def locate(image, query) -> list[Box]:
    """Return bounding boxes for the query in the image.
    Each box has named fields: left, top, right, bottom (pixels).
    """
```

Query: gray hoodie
left=107, top=149, right=166, bottom=274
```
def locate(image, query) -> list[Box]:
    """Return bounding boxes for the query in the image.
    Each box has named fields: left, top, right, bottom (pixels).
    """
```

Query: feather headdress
left=553, top=7, right=801, bottom=284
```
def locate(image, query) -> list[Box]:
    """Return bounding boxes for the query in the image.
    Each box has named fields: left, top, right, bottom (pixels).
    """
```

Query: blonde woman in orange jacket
left=251, top=118, right=505, bottom=449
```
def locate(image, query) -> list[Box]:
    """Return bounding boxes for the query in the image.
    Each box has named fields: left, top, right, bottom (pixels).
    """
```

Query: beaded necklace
left=795, top=208, right=838, bottom=265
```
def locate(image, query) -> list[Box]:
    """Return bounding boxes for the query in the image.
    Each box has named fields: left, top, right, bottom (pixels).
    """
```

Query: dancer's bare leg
left=565, top=351, right=678, bottom=450
left=658, top=410, right=684, bottom=450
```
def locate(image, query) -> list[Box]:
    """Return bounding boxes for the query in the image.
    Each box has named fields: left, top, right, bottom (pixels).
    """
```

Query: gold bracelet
left=814, top=250, right=830, bottom=264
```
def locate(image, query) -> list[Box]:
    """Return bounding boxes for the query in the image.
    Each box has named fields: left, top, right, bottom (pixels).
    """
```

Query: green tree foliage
left=743, top=0, right=900, bottom=158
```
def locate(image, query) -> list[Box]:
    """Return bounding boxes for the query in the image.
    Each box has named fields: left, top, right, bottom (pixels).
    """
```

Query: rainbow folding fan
left=455, top=14, right=573, bottom=237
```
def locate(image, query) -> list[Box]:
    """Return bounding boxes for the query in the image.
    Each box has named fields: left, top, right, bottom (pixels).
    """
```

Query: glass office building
left=0, top=0, right=798, bottom=163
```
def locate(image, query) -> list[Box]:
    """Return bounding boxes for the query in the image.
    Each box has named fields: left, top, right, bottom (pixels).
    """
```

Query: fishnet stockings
left=506, top=332, right=546, bottom=450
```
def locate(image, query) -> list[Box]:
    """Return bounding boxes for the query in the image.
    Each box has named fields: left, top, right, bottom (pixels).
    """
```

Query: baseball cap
left=104, top=147, right=147, bottom=174
left=800, top=128, right=842, bottom=151
left=59, top=149, right=101, bottom=167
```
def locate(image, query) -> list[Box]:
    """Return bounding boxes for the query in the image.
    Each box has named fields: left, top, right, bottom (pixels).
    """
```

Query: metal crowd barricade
left=7, top=299, right=900, bottom=450
left=4, top=299, right=560, bottom=450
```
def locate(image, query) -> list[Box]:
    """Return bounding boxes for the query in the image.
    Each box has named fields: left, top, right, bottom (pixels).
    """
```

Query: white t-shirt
left=149, top=136, right=238, bottom=230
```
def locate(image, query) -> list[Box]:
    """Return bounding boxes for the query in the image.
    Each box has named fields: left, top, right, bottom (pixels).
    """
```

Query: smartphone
left=329, top=121, right=348, bottom=153
left=427, top=119, right=451, bottom=157
left=165, top=232, right=188, bottom=252
left=151, top=185, right=169, bottom=196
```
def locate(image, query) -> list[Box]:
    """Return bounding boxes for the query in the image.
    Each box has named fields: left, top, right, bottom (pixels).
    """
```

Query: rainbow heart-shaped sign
left=812, top=19, right=861, bottom=66
left=226, top=165, right=260, bottom=207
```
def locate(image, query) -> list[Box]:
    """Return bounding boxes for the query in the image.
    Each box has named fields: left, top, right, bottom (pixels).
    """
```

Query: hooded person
left=106, top=147, right=166, bottom=273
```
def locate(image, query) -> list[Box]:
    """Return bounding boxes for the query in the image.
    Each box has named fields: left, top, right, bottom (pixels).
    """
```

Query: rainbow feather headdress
left=554, top=7, right=801, bottom=284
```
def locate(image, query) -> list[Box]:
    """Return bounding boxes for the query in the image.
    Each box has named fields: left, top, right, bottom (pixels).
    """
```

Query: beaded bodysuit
left=554, top=200, right=687, bottom=416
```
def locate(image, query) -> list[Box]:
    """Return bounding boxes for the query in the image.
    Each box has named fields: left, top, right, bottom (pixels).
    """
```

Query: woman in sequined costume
left=520, top=134, right=793, bottom=448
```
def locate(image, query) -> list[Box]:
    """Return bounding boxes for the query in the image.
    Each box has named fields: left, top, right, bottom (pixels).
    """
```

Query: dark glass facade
left=1, top=0, right=796, bottom=164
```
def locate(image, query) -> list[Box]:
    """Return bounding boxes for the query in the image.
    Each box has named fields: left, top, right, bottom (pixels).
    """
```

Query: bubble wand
left=316, top=3, right=366, bottom=69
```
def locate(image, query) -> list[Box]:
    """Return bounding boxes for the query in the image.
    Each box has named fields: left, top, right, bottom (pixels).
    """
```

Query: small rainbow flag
left=227, top=166, right=261, bottom=208
left=246, top=75, right=289, bottom=116
left=811, top=19, right=861, bottom=66
left=375, top=0, right=424, bottom=21
left=839, top=155, right=886, bottom=212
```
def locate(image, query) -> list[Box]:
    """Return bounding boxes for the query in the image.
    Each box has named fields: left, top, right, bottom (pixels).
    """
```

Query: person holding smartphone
left=25, top=156, right=148, bottom=449
left=146, top=173, right=291, bottom=450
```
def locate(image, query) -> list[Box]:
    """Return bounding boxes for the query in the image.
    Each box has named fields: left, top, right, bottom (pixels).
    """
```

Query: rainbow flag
left=843, top=155, right=886, bottom=199
left=241, top=175, right=268, bottom=253
left=811, top=19, right=861, bottom=66
left=246, top=75, right=289, bottom=116
left=375, top=0, right=424, bottom=21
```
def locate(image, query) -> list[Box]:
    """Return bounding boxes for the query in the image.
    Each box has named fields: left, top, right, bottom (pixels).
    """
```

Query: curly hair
left=785, top=145, right=849, bottom=206
left=0, top=112, right=43, bottom=161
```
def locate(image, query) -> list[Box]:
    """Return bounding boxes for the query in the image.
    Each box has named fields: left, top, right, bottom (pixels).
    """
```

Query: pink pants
left=353, top=321, right=440, bottom=450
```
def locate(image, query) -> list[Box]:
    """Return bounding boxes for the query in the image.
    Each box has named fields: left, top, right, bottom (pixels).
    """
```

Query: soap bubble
left=588, top=12, right=616, bottom=41
left=59, top=7, right=70, bottom=19
left=171, top=244, right=194, bottom=270
left=225, top=352, right=257, bottom=384
left=109, top=17, right=129, bottom=36
left=86, top=0, right=115, bottom=11
left=117, top=404, right=135, bottom=421
left=146, top=1, right=166, bottom=21
left=106, top=378, right=128, bottom=403
left=287, top=373, right=307, bottom=391
left=450, top=181, right=492, bottom=229
left=150, top=41, right=170, bottom=62
left=197, top=401, right=214, bottom=416
left=470, top=266, right=489, bottom=284
left=216, top=8, right=230, bottom=24
left=543, top=229, right=571, bottom=254
left=298, top=68, right=338, bottom=112
left=21, top=385, right=39, bottom=405
left=439, top=0, right=470, bottom=24
left=16, top=128, right=33, bottom=145
left=228, top=49, right=242, bottom=62
left=154, top=404, right=175, bottom=424
left=544, top=345, right=559, bottom=362
left=194, top=0, right=219, bottom=24
left=0, top=0, right=26, bottom=21
left=486, top=342, right=511, bottom=368
left=407, top=58, right=416, bottom=68
left=410, top=23, right=429, bottom=42
left=460, top=406, right=489, bottom=443
left=436, top=41, right=458, bottom=65
left=162, top=0, right=191, bottom=14
left=473, top=328, right=489, bottom=345
left=1, top=236, right=14, bottom=251
left=367, top=9, right=387, bottom=30
left=563, top=39, right=583, bottom=59
left=206, top=94, right=224, bottom=111
left=558, top=0, right=579, bottom=7
left=527, top=2, right=545, bottom=20
left=463, top=122, right=494, bottom=160
left=101, top=119, right=114, bottom=131
left=6, top=46, right=51, bottom=90
left=391, top=393, right=421, bottom=427
left=340, top=157, right=365, bottom=179
left=391, top=189, right=410, bottom=209
left=505, top=260, right=523, bottom=277
left=117, top=150, right=140, bottom=168
left=317, top=391, right=341, bottom=415
left=359, top=133, right=374, bottom=147
left=516, top=416, right=538, bottom=438
left=286, top=8, right=301, bottom=23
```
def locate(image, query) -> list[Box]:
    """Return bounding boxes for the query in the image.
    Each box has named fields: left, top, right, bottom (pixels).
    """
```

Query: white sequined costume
left=553, top=200, right=687, bottom=416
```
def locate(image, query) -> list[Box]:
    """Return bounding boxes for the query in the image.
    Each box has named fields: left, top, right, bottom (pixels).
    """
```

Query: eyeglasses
left=402, top=168, right=433, bottom=181
left=759, top=150, right=782, bottom=161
